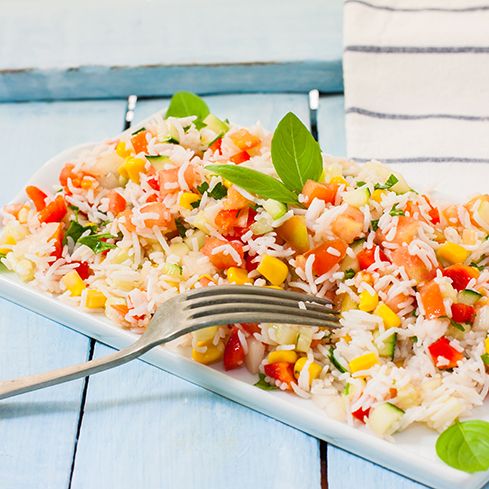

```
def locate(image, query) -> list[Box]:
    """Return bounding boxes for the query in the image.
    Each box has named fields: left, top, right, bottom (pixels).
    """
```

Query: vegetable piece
left=108, top=190, right=126, bottom=215
left=328, top=348, right=348, bottom=373
left=332, top=206, right=364, bottom=243
left=357, top=246, right=388, bottom=270
left=358, top=290, right=379, bottom=312
left=296, top=328, right=313, bottom=352
left=159, top=166, right=198, bottom=197
left=458, top=289, right=483, bottom=306
left=376, top=332, right=397, bottom=359
left=343, top=186, right=371, bottom=208
left=26, top=185, right=47, bottom=211
left=254, top=373, right=277, bottom=390
left=451, top=303, right=475, bottom=324
left=118, top=157, right=146, bottom=184
left=206, top=165, right=298, bottom=204
left=436, top=420, right=489, bottom=473
left=38, top=195, right=67, bottom=224
left=442, top=264, right=480, bottom=291
left=374, top=303, right=401, bottom=328
left=374, top=174, right=399, bottom=190
left=268, top=350, right=298, bottom=364
left=352, top=407, right=371, bottom=424
left=192, top=341, right=225, bottom=365
left=419, top=280, right=446, bottom=319
left=303, top=238, right=348, bottom=275
left=437, top=242, right=470, bottom=265
left=140, top=202, right=175, bottom=229
left=301, top=180, right=337, bottom=207
left=428, top=337, right=463, bottom=369
left=263, top=362, right=295, bottom=387
left=201, top=237, right=244, bottom=270
left=223, top=186, right=251, bottom=210
left=215, top=209, right=240, bottom=235
left=131, top=130, right=149, bottom=154
left=203, top=114, right=229, bottom=135
left=349, top=352, right=379, bottom=373
left=391, top=247, right=436, bottom=283
left=73, top=261, right=91, bottom=280
left=257, top=255, right=289, bottom=286
left=271, top=112, right=322, bottom=193
left=179, top=192, right=200, bottom=210
left=165, top=91, right=210, bottom=125
left=230, top=129, right=260, bottom=151
left=226, top=267, right=251, bottom=285
left=115, top=141, right=131, bottom=158
left=223, top=327, right=246, bottom=370
left=368, top=403, right=404, bottom=436
left=209, top=137, right=222, bottom=154
left=78, top=233, right=117, bottom=254
left=230, top=151, right=251, bottom=164
left=62, top=270, right=86, bottom=296
left=244, top=337, right=265, bottom=375
left=50, top=223, right=64, bottom=260
left=293, top=357, right=322, bottom=385
left=263, top=199, right=287, bottom=220
left=85, top=289, right=107, bottom=309
left=276, top=215, right=310, bottom=253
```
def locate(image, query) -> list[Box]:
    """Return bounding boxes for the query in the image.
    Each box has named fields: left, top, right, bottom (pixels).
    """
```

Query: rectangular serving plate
left=1, top=130, right=489, bottom=489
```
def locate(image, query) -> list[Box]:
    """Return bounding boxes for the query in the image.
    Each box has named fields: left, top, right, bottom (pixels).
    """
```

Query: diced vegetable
left=201, top=237, right=244, bottom=270
left=26, top=185, right=47, bottom=211
left=263, top=199, right=287, bottom=219
left=257, top=255, right=289, bottom=285
left=179, top=192, right=201, bottom=210
left=131, top=130, right=149, bottom=154
left=343, top=186, right=371, bottom=208
left=140, top=202, right=175, bottom=229
left=458, top=289, right=482, bottom=306
left=329, top=348, right=348, bottom=373
left=230, top=128, right=260, bottom=151
left=332, top=206, right=364, bottom=243
left=391, top=247, right=435, bottom=283
left=428, top=337, right=463, bottom=369
left=349, top=352, right=379, bottom=373
left=442, top=264, right=479, bottom=291
left=375, top=331, right=397, bottom=359
left=303, top=238, right=348, bottom=275
left=192, top=341, right=225, bottom=365
left=451, top=303, right=475, bottom=324
left=229, top=151, right=250, bottom=164
left=223, top=186, right=251, bottom=210
left=374, top=303, right=401, bottom=328
left=368, top=402, right=404, bottom=436
left=203, top=114, right=229, bottom=135
left=358, top=290, right=379, bottom=312
left=437, top=242, right=470, bottom=265
left=301, top=180, right=337, bottom=207
left=268, top=350, right=298, bottom=364
left=223, top=327, right=246, bottom=370
left=145, top=154, right=169, bottom=170
left=61, top=270, right=86, bottom=296
left=118, top=157, right=146, bottom=183
left=38, top=195, right=67, bottom=224
left=108, top=190, right=126, bottom=215
left=419, top=280, right=445, bottom=319
left=296, top=328, right=314, bottom=352
left=263, top=362, right=295, bottom=387
left=85, top=289, right=107, bottom=309
left=357, top=246, right=388, bottom=270
left=293, top=357, right=322, bottom=385
left=50, top=223, right=64, bottom=260
left=226, top=267, right=251, bottom=285
left=276, top=215, right=309, bottom=253
left=352, top=407, right=371, bottom=424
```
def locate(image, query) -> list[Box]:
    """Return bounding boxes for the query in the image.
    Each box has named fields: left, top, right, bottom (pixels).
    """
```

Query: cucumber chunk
left=263, top=199, right=287, bottom=220
left=376, top=332, right=397, bottom=359
left=458, top=289, right=482, bottom=306
left=203, top=114, right=230, bottom=135
left=329, top=347, right=348, bottom=373
left=368, top=402, right=404, bottom=436
left=145, top=154, right=169, bottom=170
left=343, top=187, right=371, bottom=208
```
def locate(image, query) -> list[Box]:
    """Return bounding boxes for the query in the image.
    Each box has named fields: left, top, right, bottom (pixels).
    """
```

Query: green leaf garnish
left=450, top=319, right=466, bottom=332
left=481, top=353, right=489, bottom=365
left=206, top=165, right=298, bottom=204
left=190, top=200, right=201, bottom=209
left=344, top=269, right=355, bottom=280
left=389, top=204, right=405, bottom=217
left=436, top=420, right=489, bottom=472
left=131, top=127, right=146, bottom=136
left=254, top=373, right=276, bottom=391
left=64, top=220, right=95, bottom=245
left=175, top=218, right=187, bottom=238
left=375, top=174, right=399, bottom=190
left=78, top=233, right=117, bottom=254
left=471, top=261, right=485, bottom=272
left=271, top=112, right=322, bottom=193
left=371, top=219, right=379, bottom=231
left=208, top=182, right=228, bottom=200
left=165, top=91, right=210, bottom=129
left=356, top=181, right=366, bottom=187
left=197, top=182, right=209, bottom=194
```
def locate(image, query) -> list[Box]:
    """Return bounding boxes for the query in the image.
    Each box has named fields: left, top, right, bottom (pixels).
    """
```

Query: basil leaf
left=165, top=92, right=210, bottom=129
left=375, top=174, right=399, bottom=190
left=175, top=218, right=187, bottom=238
left=206, top=165, right=298, bottom=204
left=197, top=182, right=209, bottom=194
left=190, top=200, right=201, bottom=209
left=390, top=205, right=405, bottom=217
left=356, top=181, right=366, bottom=188
left=79, top=233, right=117, bottom=254
left=254, top=373, right=276, bottom=391
left=344, top=269, right=355, bottom=280
left=64, top=221, right=95, bottom=245
left=271, top=112, right=322, bottom=193
left=436, top=420, right=489, bottom=472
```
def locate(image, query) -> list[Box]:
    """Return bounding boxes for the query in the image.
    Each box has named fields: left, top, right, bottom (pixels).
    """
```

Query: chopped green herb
left=389, top=204, right=405, bottom=217
left=344, top=269, right=356, bottom=280
left=356, top=181, right=366, bottom=187
left=175, top=218, right=187, bottom=238
left=197, top=182, right=209, bottom=194
left=254, top=373, right=277, bottom=391
left=470, top=261, right=485, bottom=272
left=375, top=174, right=399, bottom=190
left=64, top=220, right=96, bottom=245
left=371, top=219, right=379, bottom=231
left=190, top=200, right=201, bottom=209
left=131, top=127, right=146, bottom=136
left=481, top=354, right=489, bottom=365
left=208, top=182, right=228, bottom=200
left=78, top=233, right=117, bottom=254
left=0, top=253, right=7, bottom=272
left=450, top=319, right=466, bottom=332
left=343, top=383, right=350, bottom=396
left=412, top=336, right=418, bottom=343
left=163, top=137, right=179, bottom=144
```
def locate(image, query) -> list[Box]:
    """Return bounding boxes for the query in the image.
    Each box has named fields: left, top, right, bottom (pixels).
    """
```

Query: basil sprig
left=436, top=420, right=489, bottom=472
left=79, top=233, right=117, bottom=254
left=206, top=165, right=298, bottom=204
left=165, top=92, right=209, bottom=129
left=271, top=112, right=322, bottom=193
left=374, top=174, right=399, bottom=190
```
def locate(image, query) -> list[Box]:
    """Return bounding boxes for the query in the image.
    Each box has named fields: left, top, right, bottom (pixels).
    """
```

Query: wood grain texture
left=70, top=94, right=321, bottom=489
left=0, top=0, right=343, bottom=101
left=0, top=100, right=125, bottom=488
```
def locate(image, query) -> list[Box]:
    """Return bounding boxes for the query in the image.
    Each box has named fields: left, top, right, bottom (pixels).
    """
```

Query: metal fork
left=0, top=285, right=340, bottom=400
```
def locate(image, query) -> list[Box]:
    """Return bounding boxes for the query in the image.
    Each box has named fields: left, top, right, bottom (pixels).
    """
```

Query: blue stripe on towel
left=346, top=108, right=489, bottom=122
left=352, top=157, right=489, bottom=163
left=345, top=46, right=489, bottom=54
left=344, top=0, right=489, bottom=13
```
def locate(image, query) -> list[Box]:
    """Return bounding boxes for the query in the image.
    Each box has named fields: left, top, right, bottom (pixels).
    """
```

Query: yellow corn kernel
left=85, top=289, right=107, bottom=309
left=374, top=303, right=401, bottom=328
left=349, top=352, right=379, bottom=373
left=118, top=157, right=146, bottom=183
left=179, top=192, right=201, bottom=210
left=61, top=270, right=86, bottom=297
left=371, top=189, right=386, bottom=203
left=192, top=341, right=225, bottom=365
left=192, top=326, right=219, bottom=345
left=116, top=141, right=131, bottom=158
left=197, top=274, right=216, bottom=284
left=257, top=255, right=289, bottom=285
left=330, top=175, right=347, bottom=185
left=358, top=290, right=379, bottom=312
left=293, top=357, right=322, bottom=383
left=268, top=350, right=298, bottom=364
left=436, top=242, right=470, bottom=265
left=226, top=267, right=252, bottom=285
left=485, top=337, right=489, bottom=355
left=341, top=294, right=357, bottom=312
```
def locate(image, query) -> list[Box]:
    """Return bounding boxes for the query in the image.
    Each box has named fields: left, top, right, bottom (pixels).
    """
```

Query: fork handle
left=0, top=338, right=154, bottom=400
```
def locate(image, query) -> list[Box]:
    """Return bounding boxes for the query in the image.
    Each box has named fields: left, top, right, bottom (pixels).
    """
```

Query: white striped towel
left=343, top=0, right=489, bottom=165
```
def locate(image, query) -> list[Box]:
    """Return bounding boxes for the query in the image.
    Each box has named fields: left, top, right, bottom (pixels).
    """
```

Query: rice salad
left=1, top=94, right=489, bottom=441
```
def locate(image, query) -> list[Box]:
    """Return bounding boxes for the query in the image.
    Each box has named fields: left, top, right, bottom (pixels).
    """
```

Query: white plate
left=1, top=129, right=489, bottom=489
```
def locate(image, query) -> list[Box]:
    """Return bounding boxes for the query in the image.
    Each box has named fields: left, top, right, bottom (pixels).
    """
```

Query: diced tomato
left=215, top=209, right=240, bottom=235
left=241, top=323, right=260, bottom=335
left=201, top=237, right=244, bottom=270
left=147, top=176, right=160, bottom=191
left=332, top=206, right=364, bottom=243
left=428, top=337, right=463, bottom=369
left=229, top=151, right=250, bottom=164
left=357, top=246, right=388, bottom=270
left=158, top=166, right=199, bottom=197
left=304, top=238, right=348, bottom=275
left=451, top=303, right=475, bottom=324
left=50, top=223, right=64, bottom=260
left=25, top=185, right=48, bottom=211
left=378, top=216, right=419, bottom=245
left=145, top=194, right=159, bottom=203
left=72, top=261, right=91, bottom=280
left=264, top=362, right=295, bottom=387
left=223, top=186, right=251, bottom=210
left=301, top=180, right=337, bottom=207
left=209, top=137, right=222, bottom=154
left=38, top=195, right=67, bottom=224
left=223, top=327, right=246, bottom=370
left=131, top=130, right=149, bottom=154
left=140, top=202, right=175, bottom=230
left=352, top=407, right=371, bottom=424
left=442, top=264, right=479, bottom=291
left=386, top=293, right=411, bottom=313
left=230, top=129, right=260, bottom=151
left=108, top=190, right=126, bottom=215
left=391, top=247, right=436, bottom=283
left=244, top=253, right=259, bottom=273
left=419, top=280, right=445, bottom=319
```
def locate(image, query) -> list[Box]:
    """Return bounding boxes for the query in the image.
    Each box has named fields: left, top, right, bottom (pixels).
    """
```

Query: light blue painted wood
left=318, top=95, right=346, bottom=156
left=0, top=99, right=126, bottom=488
left=70, top=94, right=321, bottom=489
left=0, top=0, right=343, bottom=101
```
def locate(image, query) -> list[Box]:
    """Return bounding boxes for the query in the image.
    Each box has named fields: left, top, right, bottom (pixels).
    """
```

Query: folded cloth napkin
left=343, top=0, right=489, bottom=164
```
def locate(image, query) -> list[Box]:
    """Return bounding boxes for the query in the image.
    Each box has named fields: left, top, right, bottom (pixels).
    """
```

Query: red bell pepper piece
left=25, top=185, right=48, bottom=211
left=428, top=337, right=463, bottom=369
left=50, top=223, right=64, bottom=260
left=39, top=195, right=67, bottom=224
left=442, top=264, right=479, bottom=291
left=264, top=362, right=295, bottom=387
left=451, top=303, right=475, bottom=324
left=352, top=407, right=371, bottom=423
left=223, top=327, right=246, bottom=371
left=304, top=238, right=347, bottom=275
left=357, top=246, right=388, bottom=270
left=229, top=151, right=250, bottom=164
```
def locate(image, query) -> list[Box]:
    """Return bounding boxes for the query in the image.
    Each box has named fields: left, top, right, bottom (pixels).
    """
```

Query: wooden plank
left=0, top=99, right=126, bottom=488
left=0, top=0, right=343, bottom=102
left=316, top=95, right=425, bottom=489
left=70, top=94, right=321, bottom=489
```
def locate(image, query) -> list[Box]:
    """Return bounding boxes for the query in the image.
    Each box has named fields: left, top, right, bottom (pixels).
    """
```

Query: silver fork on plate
left=0, top=285, right=340, bottom=400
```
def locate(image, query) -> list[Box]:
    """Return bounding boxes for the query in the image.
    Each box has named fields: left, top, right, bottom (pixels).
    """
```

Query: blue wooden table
left=0, top=2, right=438, bottom=487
